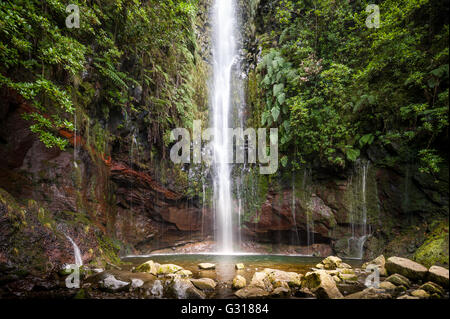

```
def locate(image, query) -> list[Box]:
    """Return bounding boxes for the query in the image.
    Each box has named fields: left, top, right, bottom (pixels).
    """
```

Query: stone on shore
left=235, top=263, right=245, bottom=270
left=427, top=265, right=449, bottom=287
left=302, top=270, right=343, bottom=299
left=135, top=260, right=159, bottom=275
left=232, top=275, right=247, bottom=290
left=411, top=289, right=429, bottom=299
left=190, top=278, right=217, bottom=291
left=321, top=256, right=343, bottom=270
left=157, top=264, right=183, bottom=275
left=385, top=257, right=428, bottom=281
left=250, top=271, right=273, bottom=291
left=167, top=277, right=205, bottom=299
left=99, top=275, right=130, bottom=292
left=386, top=273, right=411, bottom=288
left=235, top=286, right=269, bottom=299
left=131, top=278, right=144, bottom=289
left=379, top=281, right=397, bottom=291
left=344, top=287, right=392, bottom=299
left=198, top=263, right=216, bottom=270
left=419, top=282, right=445, bottom=296
left=263, top=268, right=302, bottom=287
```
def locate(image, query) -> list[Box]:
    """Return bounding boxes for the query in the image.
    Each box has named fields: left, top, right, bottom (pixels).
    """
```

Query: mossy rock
left=413, top=220, right=449, bottom=268
left=157, top=264, right=183, bottom=275
left=135, top=260, right=159, bottom=275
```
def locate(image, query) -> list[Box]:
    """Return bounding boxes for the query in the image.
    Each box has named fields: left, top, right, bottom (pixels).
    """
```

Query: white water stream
left=211, top=0, right=239, bottom=253
left=65, top=235, right=83, bottom=267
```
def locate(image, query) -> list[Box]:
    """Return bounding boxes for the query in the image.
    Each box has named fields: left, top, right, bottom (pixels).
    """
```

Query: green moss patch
left=414, top=220, right=449, bottom=268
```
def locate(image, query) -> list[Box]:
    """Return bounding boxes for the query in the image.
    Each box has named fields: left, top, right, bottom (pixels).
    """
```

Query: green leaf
left=281, top=156, right=288, bottom=167
left=273, top=83, right=284, bottom=96
left=346, top=148, right=360, bottom=162
left=359, top=134, right=374, bottom=147
left=271, top=106, right=281, bottom=122
left=277, top=92, right=286, bottom=105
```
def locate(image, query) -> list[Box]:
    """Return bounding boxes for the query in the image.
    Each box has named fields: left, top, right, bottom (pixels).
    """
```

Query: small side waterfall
left=291, top=173, right=300, bottom=246
left=65, top=235, right=83, bottom=267
left=347, top=160, right=370, bottom=259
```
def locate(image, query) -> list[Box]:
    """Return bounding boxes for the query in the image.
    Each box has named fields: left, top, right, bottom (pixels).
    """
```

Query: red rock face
left=1, top=87, right=447, bottom=264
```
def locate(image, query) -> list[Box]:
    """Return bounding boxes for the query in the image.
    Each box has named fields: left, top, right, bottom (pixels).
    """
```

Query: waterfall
left=348, top=160, right=370, bottom=259
left=65, top=235, right=83, bottom=267
left=211, top=0, right=239, bottom=253
left=291, top=173, right=300, bottom=246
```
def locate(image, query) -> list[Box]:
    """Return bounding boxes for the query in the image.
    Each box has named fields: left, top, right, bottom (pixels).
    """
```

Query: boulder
left=235, top=286, right=270, bottom=299
left=135, top=260, right=159, bottom=275
left=263, top=268, right=302, bottom=287
left=167, top=277, right=205, bottom=299
left=198, top=263, right=215, bottom=270
left=157, top=264, right=183, bottom=276
left=250, top=271, right=273, bottom=291
left=386, top=273, right=411, bottom=288
left=379, top=281, right=397, bottom=291
left=321, top=256, right=343, bottom=270
left=190, top=278, right=217, bottom=291
left=337, top=281, right=367, bottom=296
left=302, top=270, right=343, bottom=299
left=344, top=287, right=392, bottom=299
left=411, top=289, right=429, bottom=299
left=379, top=281, right=406, bottom=295
left=232, top=275, right=247, bottom=290
left=385, top=257, right=428, bottom=281
left=419, top=282, right=445, bottom=296
left=131, top=278, right=144, bottom=289
left=235, top=263, right=245, bottom=270
left=427, top=265, right=449, bottom=287
left=99, top=275, right=130, bottom=292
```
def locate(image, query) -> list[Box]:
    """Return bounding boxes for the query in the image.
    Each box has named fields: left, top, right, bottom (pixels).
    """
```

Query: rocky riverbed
left=1, top=255, right=448, bottom=299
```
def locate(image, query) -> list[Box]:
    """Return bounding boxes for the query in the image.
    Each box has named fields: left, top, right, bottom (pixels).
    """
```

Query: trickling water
left=211, top=0, right=239, bottom=253
left=236, top=178, right=243, bottom=248
left=348, top=160, right=370, bottom=259
left=202, top=182, right=206, bottom=239
left=301, top=168, right=314, bottom=254
left=65, top=235, right=83, bottom=267
left=291, top=173, right=300, bottom=246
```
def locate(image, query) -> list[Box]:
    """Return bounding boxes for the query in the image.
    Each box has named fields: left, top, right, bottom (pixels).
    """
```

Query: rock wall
left=0, top=0, right=448, bottom=276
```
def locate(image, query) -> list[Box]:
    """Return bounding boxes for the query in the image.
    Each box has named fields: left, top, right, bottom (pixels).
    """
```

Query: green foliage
left=249, top=0, right=448, bottom=173
left=1, top=0, right=203, bottom=154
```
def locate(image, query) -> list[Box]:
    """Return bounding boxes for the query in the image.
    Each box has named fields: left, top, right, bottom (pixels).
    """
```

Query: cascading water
left=65, top=235, right=83, bottom=267
left=348, top=160, right=370, bottom=259
left=211, top=0, right=239, bottom=253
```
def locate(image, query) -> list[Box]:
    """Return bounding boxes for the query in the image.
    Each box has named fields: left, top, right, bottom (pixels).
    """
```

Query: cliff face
left=0, top=0, right=448, bottom=276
